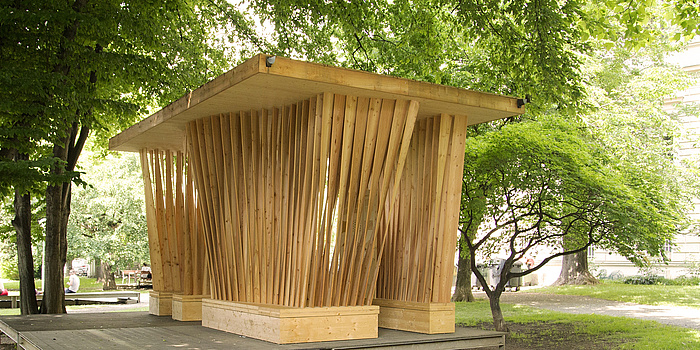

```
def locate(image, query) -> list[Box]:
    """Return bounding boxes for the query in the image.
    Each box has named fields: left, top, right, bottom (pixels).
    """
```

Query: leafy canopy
left=0, top=0, right=258, bottom=195
left=67, top=152, right=148, bottom=270
left=464, top=116, right=682, bottom=268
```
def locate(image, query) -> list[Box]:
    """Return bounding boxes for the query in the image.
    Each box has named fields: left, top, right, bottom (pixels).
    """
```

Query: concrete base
left=373, top=298, right=455, bottom=334
left=149, top=291, right=173, bottom=316
left=201, top=298, right=379, bottom=344
left=172, top=294, right=206, bottom=321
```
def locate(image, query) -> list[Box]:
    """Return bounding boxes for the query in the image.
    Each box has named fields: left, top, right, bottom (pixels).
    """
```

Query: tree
left=250, top=0, right=586, bottom=109
left=0, top=144, right=54, bottom=314
left=462, top=116, right=687, bottom=332
left=553, top=33, right=698, bottom=285
left=1, top=0, right=258, bottom=313
left=67, top=152, right=149, bottom=289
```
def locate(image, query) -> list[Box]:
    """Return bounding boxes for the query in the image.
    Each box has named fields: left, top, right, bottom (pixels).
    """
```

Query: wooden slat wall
left=376, top=114, right=469, bottom=304
left=186, top=93, right=418, bottom=307
left=139, top=149, right=207, bottom=296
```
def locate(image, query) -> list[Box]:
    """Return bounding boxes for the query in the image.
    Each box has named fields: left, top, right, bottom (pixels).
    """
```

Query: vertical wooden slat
left=178, top=94, right=425, bottom=309
left=139, top=150, right=164, bottom=291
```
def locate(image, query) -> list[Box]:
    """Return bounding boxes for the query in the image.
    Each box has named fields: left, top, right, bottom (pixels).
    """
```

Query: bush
left=662, top=276, right=700, bottom=286
left=623, top=275, right=700, bottom=286
left=623, top=275, right=663, bottom=285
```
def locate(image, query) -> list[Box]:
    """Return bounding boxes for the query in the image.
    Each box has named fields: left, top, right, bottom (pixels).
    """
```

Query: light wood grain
left=139, top=148, right=207, bottom=303
left=202, top=298, right=379, bottom=344
left=185, top=93, right=417, bottom=308
left=376, top=114, right=469, bottom=304
left=110, top=55, right=522, bottom=153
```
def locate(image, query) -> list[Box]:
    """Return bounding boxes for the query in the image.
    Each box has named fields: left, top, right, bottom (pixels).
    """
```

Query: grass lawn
left=530, top=281, right=700, bottom=309
left=456, top=300, right=700, bottom=350
left=4, top=277, right=106, bottom=293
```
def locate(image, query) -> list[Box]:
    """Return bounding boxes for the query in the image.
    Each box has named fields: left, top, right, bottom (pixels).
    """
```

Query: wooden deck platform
left=0, top=312, right=505, bottom=350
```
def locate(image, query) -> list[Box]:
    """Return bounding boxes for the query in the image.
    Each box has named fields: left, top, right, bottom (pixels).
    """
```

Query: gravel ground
left=484, top=292, right=700, bottom=330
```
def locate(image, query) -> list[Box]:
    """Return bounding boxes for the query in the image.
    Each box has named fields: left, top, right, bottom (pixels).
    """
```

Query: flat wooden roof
left=109, top=54, right=524, bottom=152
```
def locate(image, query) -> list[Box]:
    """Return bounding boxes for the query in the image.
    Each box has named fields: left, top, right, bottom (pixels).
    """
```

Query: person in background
left=141, top=263, right=152, bottom=279
left=0, top=279, right=7, bottom=296
left=65, top=269, right=80, bottom=293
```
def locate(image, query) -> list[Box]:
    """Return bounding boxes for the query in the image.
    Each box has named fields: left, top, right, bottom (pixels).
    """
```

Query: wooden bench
left=2, top=291, right=141, bottom=308
left=136, top=271, right=152, bottom=287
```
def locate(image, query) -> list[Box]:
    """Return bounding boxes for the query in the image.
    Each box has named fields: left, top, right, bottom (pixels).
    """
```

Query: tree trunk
left=100, top=262, right=117, bottom=290
left=41, top=124, right=88, bottom=314
left=42, top=182, right=68, bottom=314
left=452, top=242, right=475, bottom=302
left=489, top=290, right=508, bottom=332
left=94, top=258, right=103, bottom=282
left=555, top=250, right=598, bottom=285
left=12, top=187, right=39, bottom=315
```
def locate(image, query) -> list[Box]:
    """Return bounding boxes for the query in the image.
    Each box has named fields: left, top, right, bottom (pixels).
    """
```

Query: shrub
left=663, top=276, right=700, bottom=286
left=624, top=275, right=700, bottom=285
left=623, top=275, right=663, bottom=285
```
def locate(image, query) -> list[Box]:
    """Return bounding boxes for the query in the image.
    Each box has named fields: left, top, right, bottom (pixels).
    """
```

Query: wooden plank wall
left=186, top=93, right=418, bottom=307
left=140, top=149, right=207, bottom=296
left=376, top=114, right=469, bottom=304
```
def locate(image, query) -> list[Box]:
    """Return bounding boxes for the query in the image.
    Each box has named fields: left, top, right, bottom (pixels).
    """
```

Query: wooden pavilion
left=109, top=54, right=524, bottom=344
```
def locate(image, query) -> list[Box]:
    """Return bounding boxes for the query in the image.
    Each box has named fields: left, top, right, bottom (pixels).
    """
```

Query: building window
left=664, top=239, right=673, bottom=261
left=587, top=246, right=595, bottom=259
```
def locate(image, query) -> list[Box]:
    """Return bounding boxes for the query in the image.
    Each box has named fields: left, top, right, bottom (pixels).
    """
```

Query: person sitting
left=65, top=269, right=80, bottom=293
left=141, top=263, right=152, bottom=279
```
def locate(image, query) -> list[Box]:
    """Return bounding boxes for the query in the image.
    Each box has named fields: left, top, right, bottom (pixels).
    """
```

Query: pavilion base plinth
left=373, top=298, right=455, bottom=334
left=149, top=291, right=173, bottom=316
left=201, top=298, right=379, bottom=344
left=172, top=294, right=206, bottom=321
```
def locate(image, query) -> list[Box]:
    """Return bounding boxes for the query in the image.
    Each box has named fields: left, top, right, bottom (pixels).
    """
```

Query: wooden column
left=375, top=114, right=469, bottom=334
left=139, top=149, right=208, bottom=318
left=186, top=93, right=418, bottom=344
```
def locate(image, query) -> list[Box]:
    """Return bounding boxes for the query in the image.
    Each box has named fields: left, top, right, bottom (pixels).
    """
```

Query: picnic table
left=121, top=270, right=152, bottom=287
left=0, top=291, right=20, bottom=308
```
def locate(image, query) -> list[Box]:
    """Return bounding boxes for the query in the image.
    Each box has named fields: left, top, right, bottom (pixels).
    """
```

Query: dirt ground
left=476, top=321, right=628, bottom=350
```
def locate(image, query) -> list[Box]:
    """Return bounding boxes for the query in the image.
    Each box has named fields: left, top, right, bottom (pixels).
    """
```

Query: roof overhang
left=109, top=54, right=525, bottom=152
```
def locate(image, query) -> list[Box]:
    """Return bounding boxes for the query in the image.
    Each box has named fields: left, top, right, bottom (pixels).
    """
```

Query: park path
left=488, top=292, right=700, bottom=331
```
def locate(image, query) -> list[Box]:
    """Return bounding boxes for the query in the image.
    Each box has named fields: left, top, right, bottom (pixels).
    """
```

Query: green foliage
left=249, top=0, right=698, bottom=112
left=1, top=0, right=252, bottom=135
left=67, top=152, right=148, bottom=271
left=0, top=0, right=258, bottom=310
left=464, top=115, right=680, bottom=266
left=0, top=0, right=258, bottom=198
left=580, top=43, right=699, bottom=246
left=0, top=200, right=44, bottom=279
left=623, top=274, right=700, bottom=285
left=0, top=196, right=48, bottom=243
left=250, top=0, right=586, bottom=110
left=624, top=275, right=665, bottom=285
left=1, top=246, right=19, bottom=280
